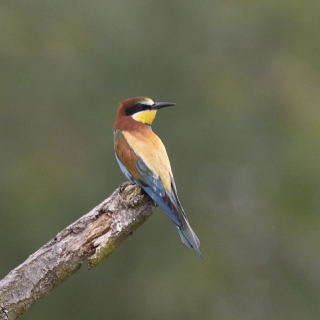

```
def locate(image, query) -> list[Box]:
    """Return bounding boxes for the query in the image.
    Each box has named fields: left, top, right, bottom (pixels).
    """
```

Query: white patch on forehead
left=141, top=98, right=154, bottom=106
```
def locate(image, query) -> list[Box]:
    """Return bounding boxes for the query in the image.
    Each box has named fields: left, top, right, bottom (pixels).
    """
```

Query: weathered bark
left=0, top=182, right=155, bottom=320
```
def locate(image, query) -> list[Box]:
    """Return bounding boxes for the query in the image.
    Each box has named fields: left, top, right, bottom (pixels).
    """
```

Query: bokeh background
left=1, top=1, right=320, bottom=319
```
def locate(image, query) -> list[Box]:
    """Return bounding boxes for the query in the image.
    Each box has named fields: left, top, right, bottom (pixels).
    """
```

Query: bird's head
left=116, top=97, right=175, bottom=126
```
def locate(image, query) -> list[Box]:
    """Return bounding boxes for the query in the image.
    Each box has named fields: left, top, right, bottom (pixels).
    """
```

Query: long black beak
left=151, top=101, right=175, bottom=110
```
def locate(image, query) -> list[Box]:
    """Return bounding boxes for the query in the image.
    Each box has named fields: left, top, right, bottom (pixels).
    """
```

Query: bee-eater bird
left=114, top=97, right=204, bottom=260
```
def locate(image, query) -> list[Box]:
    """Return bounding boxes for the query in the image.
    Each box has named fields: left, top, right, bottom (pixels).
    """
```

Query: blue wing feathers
left=115, top=150, right=204, bottom=261
left=135, top=157, right=204, bottom=260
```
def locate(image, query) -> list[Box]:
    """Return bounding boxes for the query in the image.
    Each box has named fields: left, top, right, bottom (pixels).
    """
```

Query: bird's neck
left=114, top=115, right=154, bottom=131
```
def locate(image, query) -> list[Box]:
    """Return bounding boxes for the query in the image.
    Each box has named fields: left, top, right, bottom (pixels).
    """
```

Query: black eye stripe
left=125, top=103, right=150, bottom=116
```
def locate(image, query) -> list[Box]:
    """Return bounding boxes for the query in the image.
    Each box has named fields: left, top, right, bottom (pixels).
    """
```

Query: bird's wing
left=134, top=156, right=182, bottom=226
left=122, top=130, right=193, bottom=228
left=115, top=129, right=203, bottom=259
left=114, top=130, right=143, bottom=181
left=135, top=155, right=201, bottom=255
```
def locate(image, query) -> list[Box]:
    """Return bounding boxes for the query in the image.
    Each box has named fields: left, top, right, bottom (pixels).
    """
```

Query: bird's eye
left=135, top=104, right=143, bottom=111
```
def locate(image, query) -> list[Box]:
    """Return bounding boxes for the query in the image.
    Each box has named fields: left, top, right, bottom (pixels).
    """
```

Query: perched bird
left=114, top=97, right=204, bottom=260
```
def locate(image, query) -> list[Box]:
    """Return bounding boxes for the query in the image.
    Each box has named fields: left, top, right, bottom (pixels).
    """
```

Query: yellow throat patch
left=132, top=110, right=157, bottom=125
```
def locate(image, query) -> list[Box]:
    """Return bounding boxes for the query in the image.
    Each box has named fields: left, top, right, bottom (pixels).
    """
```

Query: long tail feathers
left=176, top=221, right=205, bottom=261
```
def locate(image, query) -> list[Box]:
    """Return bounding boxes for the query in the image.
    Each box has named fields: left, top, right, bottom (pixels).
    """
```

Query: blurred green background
left=1, top=1, right=320, bottom=319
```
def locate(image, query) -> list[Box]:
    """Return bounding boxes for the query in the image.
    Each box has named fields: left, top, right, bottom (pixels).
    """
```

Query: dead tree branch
left=0, top=182, right=155, bottom=320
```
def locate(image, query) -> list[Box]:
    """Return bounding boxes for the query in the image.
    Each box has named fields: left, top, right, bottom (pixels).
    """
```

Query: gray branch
left=0, top=182, right=155, bottom=320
